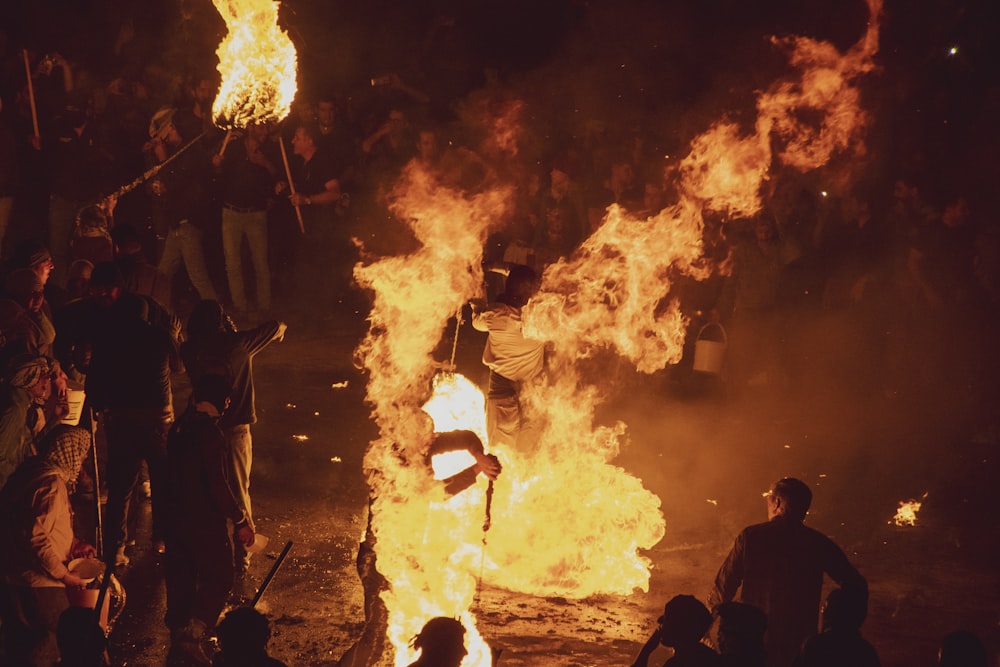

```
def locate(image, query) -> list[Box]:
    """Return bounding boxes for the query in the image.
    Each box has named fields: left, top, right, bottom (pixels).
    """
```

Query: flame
left=211, top=0, right=297, bottom=128
left=891, top=493, right=927, bottom=527
left=352, top=2, right=884, bottom=663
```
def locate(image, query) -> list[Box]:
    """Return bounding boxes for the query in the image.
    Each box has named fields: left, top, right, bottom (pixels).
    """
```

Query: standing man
left=470, top=264, right=545, bottom=452
left=85, top=290, right=180, bottom=565
left=164, top=373, right=253, bottom=665
left=212, top=122, right=279, bottom=319
left=146, top=107, right=219, bottom=309
left=180, top=300, right=285, bottom=571
left=709, top=477, right=868, bottom=667
left=286, top=122, right=351, bottom=314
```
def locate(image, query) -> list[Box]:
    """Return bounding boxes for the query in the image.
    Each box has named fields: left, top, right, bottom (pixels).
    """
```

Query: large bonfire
left=351, top=1, right=882, bottom=665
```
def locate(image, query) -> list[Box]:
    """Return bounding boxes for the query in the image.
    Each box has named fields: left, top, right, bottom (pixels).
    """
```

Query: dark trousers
left=0, top=584, right=69, bottom=667
left=101, top=408, right=171, bottom=555
left=163, top=524, right=235, bottom=630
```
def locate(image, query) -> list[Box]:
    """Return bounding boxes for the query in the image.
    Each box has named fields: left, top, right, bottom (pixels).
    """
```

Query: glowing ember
left=892, top=494, right=927, bottom=527
left=211, top=0, right=297, bottom=129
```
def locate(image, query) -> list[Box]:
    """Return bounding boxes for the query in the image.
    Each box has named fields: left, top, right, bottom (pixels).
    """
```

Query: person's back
left=710, top=478, right=867, bottom=667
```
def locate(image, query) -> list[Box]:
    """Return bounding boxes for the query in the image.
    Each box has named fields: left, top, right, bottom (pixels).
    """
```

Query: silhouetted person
left=792, top=587, right=879, bottom=667
left=715, top=602, right=767, bottom=667
left=938, top=630, right=988, bottom=667
left=55, top=606, right=109, bottom=667
left=709, top=478, right=867, bottom=667
left=632, top=594, right=721, bottom=667
left=406, top=617, right=467, bottom=667
left=212, top=607, right=287, bottom=667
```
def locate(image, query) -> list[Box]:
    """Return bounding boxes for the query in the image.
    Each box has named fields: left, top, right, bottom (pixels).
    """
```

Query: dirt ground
left=105, top=310, right=1000, bottom=667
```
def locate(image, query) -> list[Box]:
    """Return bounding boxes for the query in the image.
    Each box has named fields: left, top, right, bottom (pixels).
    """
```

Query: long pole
left=252, top=540, right=293, bottom=607
left=22, top=50, right=39, bottom=141
left=89, top=406, right=103, bottom=559
left=278, top=136, right=305, bottom=234
left=109, top=130, right=206, bottom=201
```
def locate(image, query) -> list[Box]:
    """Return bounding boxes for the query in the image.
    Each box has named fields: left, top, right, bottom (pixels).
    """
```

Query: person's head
left=6, top=354, right=53, bottom=403
left=316, top=97, right=338, bottom=127
left=417, top=129, right=439, bottom=162
left=821, top=587, right=867, bottom=632
left=714, top=601, right=767, bottom=657
left=657, top=595, right=713, bottom=649
left=291, top=123, right=318, bottom=157
left=189, top=75, right=215, bottom=107
left=66, top=259, right=94, bottom=300
left=498, top=264, right=538, bottom=308
left=45, top=428, right=93, bottom=490
left=767, top=477, right=812, bottom=521
left=246, top=121, right=269, bottom=143
left=57, top=607, right=107, bottom=666
left=411, top=617, right=466, bottom=667
left=9, top=240, right=55, bottom=286
left=192, top=373, right=232, bottom=415
left=4, top=268, right=45, bottom=312
left=217, top=607, right=271, bottom=658
left=89, top=261, right=125, bottom=307
left=149, top=107, right=181, bottom=145
left=938, top=630, right=988, bottom=667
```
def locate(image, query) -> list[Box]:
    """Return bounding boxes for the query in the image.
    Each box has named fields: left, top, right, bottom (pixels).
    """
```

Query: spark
left=292, top=434, right=309, bottom=442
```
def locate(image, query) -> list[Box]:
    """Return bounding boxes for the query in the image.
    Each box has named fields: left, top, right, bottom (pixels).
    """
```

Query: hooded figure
left=0, top=422, right=95, bottom=667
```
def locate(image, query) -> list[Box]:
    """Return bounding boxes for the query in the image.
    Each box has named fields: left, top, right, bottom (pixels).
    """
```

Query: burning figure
left=338, top=429, right=501, bottom=667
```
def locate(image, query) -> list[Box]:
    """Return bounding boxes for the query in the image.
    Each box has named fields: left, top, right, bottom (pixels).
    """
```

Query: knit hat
left=149, top=107, right=177, bottom=140
left=9, top=240, right=52, bottom=269
left=5, top=354, right=51, bottom=389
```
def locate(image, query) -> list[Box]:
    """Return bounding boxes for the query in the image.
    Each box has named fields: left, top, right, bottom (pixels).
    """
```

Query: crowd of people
left=0, top=2, right=997, bottom=665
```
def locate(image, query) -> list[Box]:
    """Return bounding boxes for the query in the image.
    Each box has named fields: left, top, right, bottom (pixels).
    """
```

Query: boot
left=172, top=619, right=213, bottom=666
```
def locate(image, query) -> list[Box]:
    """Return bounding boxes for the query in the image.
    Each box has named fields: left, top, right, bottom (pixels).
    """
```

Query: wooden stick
left=252, top=540, right=293, bottom=607
left=218, top=129, right=233, bottom=157
left=278, top=135, right=305, bottom=234
left=22, top=50, right=39, bottom=141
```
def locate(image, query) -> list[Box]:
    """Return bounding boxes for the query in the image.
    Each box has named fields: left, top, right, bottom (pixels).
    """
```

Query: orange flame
left=211, top=0, right=297, bottom=128
left=353, top=2, right=884, bottom=661
left=891, top=493, right=927, bottom=527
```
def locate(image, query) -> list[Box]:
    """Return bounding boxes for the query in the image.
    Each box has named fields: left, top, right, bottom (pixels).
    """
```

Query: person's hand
left=150, top=178, right=166, bottom=197
left=274, top=322, right=288, bottom=342
left=62, top=571, right=88, bottom=589
left=289, top=192, right=310, bottom=207
left=274, top=181, right=288, bottom=195
left=236, top=523, right=255, bottom=548
left=474, top=453, right=502, bottom=480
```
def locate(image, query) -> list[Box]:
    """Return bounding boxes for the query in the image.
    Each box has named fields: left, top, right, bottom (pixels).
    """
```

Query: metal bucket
left=65, top=558, right=111, bottom=628
left=692, top=322, right=727, bottom=375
